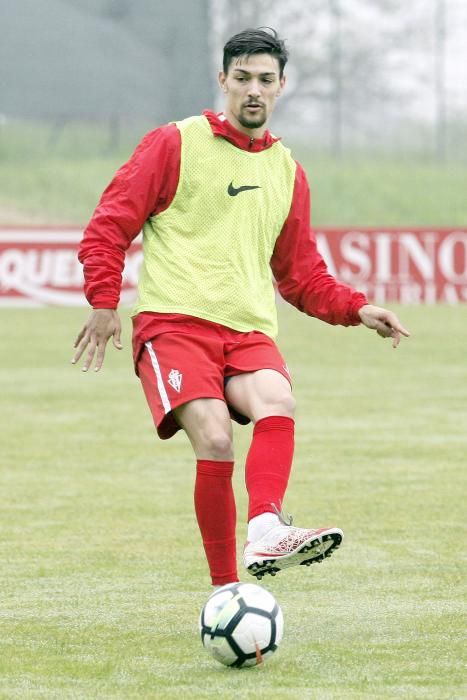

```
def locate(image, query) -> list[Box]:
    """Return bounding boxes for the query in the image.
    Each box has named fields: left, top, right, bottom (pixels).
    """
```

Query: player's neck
left=224, top=110, right=268, bottom=140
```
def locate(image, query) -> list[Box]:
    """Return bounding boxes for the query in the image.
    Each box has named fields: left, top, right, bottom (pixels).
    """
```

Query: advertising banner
left=0, top=229, right=142, bottom=307
left=316, top=228, right=467, bottom=304
left=0, top=227, right=466, bottom=306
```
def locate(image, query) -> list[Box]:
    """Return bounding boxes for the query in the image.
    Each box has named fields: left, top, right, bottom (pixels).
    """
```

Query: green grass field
left=1, top=303, right=466, bottom=699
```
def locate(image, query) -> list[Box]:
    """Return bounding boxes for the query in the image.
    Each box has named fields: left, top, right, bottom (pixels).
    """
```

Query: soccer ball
left=199, top=582, right=284, bottom=668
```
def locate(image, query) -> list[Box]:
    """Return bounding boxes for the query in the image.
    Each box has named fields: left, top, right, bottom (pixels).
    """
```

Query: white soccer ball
left=199, top=582, right=284, bottom=668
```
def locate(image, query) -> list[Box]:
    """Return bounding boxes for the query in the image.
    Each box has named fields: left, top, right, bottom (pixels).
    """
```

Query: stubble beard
left=237, top=107, right=267, bottom=131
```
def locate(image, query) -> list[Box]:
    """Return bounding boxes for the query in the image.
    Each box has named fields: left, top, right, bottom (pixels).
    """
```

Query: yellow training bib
left=132, top=115, right=296, bottom=338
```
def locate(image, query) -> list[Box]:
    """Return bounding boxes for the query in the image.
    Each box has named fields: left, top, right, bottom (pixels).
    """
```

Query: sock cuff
left=196, top=459, right=234, bottom=477
left=253, top=415, right=295, bottom=435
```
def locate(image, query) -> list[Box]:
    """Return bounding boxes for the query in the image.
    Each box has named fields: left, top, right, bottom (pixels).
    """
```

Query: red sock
left=245, top=416, right=295, bottom=521
left=194, top=460, right=238, bottom=586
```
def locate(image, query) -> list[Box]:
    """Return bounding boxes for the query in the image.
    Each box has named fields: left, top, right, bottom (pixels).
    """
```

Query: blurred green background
left=1, top=0, right=466, bottom=227
left=1, top=120, right=467, bottom=227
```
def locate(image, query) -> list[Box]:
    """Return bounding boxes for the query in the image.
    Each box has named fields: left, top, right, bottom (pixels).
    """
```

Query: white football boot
left=243, top=506, right=343, bottom=580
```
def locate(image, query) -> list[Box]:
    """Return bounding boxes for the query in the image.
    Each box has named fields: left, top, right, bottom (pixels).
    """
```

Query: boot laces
left=271, top=502, right=293, bottom=527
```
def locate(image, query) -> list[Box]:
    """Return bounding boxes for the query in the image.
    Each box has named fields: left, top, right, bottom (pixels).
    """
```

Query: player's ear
left=218, top=72, right=228, bottom=93
left=277, top=74, right=286, bottom=96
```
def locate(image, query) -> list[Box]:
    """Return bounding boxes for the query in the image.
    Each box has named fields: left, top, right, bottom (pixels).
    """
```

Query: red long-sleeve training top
left=78, top=110, right=367, bottom=337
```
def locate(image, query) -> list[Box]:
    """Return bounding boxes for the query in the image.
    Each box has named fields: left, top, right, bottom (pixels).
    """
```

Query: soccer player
left=72, top=28, right=410, bottom=587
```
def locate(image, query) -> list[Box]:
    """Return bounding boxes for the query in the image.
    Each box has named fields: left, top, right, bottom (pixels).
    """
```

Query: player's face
left=219, top=53, right=285, bottom=136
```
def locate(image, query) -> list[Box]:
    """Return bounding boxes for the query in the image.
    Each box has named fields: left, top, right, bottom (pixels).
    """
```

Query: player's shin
left=194, top=460, right=238, bottom=586
left=245, top=416, right=295, bottom=540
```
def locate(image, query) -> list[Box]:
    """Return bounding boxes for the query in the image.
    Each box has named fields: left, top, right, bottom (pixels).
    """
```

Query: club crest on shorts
left=168, top=369, right=183, bottom=392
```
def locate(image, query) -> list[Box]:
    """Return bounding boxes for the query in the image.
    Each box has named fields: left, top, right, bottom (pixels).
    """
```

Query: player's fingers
left=81, top=338, right=97, bottom=372
left=376, top=324, right=406, bottom=348
left=93, top=338, right=108, bottom=372
left=73, top=325, right=87, bottom=349
left=376, top=322, right=392, bottom=338
left=71, top=332, right=90, bottom=364
left=391, top=330, right=401, bottom=348
left=112, top=326, right=123, bottom=350
left=384, top=312, right=411, bottom=338
left=393, top=322, right=410, bottom=338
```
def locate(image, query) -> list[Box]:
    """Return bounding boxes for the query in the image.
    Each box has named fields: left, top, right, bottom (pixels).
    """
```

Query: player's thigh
left=174, top=398, right=234, bottom=460
left=224, top=369, right=295, bottom=423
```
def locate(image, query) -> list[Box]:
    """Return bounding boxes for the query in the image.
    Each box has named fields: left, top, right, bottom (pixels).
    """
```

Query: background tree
left=212, top=0, right=418, bottom=154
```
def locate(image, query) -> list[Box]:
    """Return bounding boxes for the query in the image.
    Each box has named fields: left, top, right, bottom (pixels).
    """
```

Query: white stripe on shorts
left=145, top=341, right=171, bottom=414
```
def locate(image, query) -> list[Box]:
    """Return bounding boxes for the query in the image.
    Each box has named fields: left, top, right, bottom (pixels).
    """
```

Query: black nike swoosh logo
left=228, top=182, right=261, bottom=196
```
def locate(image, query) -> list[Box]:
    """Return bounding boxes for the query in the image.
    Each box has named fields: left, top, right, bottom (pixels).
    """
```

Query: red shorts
left=134, top=314, right=291, bottom=440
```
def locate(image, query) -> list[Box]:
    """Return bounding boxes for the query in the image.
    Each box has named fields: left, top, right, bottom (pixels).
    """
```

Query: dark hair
left=223, top=27, right=288, bottom=78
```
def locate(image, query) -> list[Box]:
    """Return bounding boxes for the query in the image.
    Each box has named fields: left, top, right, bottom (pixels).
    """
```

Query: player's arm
left=72, top=124, right=181, bottom=371
left=271, top=162, right=366, bottom=326
left=270, top=163, right=410, bottom=345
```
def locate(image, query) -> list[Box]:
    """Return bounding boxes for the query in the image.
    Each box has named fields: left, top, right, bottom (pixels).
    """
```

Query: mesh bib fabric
left=132, top=115, right=296, bottom=337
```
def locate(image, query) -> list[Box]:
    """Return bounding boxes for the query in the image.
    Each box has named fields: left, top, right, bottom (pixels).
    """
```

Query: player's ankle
left=247, top=511, right=280, bottom=542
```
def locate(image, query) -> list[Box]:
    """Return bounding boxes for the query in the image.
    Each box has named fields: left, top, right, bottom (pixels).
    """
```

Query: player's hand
left=358, top=304, right=410, bottom=348
left=71, top=309, right=122, bottom=372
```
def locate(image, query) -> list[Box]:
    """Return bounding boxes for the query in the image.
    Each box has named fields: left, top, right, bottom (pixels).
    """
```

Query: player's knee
left=254, top=391, right=295, bottom=421
left=277, top=391, right=296, bottom=417
left=202, top=431, right=234, bottom=460
left=265, top=389, right=295, bottom=417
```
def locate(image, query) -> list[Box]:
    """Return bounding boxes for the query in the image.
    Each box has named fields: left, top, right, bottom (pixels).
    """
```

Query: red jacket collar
left=203, top=110, right=280, bottom=152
